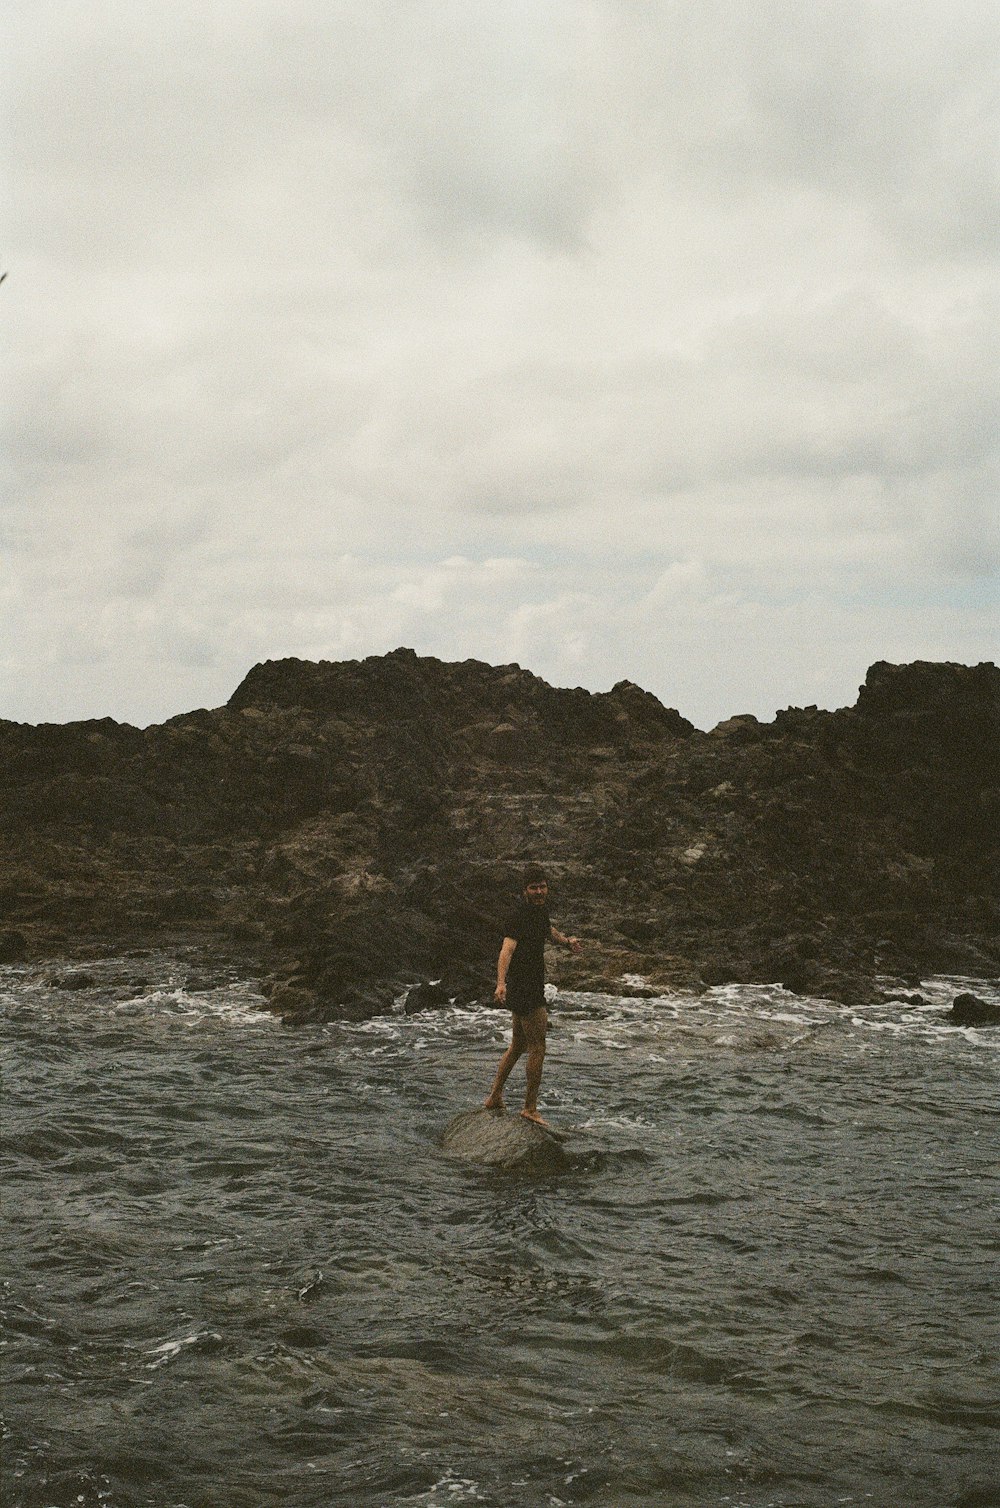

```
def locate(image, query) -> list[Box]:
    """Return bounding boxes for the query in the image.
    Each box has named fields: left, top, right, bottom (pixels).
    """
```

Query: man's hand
left=551, top=926, right=583, bottom=953
left=494, top=982, right=507, bottom=1004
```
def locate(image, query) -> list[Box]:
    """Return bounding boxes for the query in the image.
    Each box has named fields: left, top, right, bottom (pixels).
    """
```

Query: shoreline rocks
left=0, top=652, right=997, bottom=1023
left=949, top=992, right=1000, bottom=1026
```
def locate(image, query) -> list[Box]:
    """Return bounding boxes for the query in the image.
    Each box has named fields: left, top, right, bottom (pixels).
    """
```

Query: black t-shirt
left=502, top=900, right=551, bottom=1005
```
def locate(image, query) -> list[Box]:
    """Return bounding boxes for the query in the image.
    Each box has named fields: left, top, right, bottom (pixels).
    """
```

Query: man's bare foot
left=520, top=1109, right=549, bottom=1126
left=483, top=1097, right=505, bottom=1111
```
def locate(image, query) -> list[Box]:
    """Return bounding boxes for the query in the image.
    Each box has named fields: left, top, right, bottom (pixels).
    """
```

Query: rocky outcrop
left=440, top=1108, right=569, bottom=1169
left=0, top=651, right=997, bottom=1019
left=949, top=993, right=1000, bottom=1026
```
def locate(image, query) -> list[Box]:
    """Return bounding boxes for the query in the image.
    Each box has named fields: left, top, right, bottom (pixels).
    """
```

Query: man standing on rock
left=484, top=865, right=582, bottom=1125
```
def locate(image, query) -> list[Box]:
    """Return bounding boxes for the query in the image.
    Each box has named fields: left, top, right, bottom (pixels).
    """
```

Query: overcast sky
left=4, top=0, right=998, bottom=730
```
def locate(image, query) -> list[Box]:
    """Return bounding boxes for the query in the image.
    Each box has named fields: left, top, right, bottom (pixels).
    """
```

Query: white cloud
left=3, top=0, right=998, bottom=729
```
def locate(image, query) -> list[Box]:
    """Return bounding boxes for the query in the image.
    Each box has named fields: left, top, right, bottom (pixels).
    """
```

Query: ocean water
left=2, top=955, right=998, bottom=1508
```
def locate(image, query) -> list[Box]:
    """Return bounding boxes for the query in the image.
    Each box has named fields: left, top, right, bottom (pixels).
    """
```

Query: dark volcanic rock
left=709, top=714, right=763, bottom=743
left=402, top=981, right=454, bottom=1014
left=0, top=652, right=997, bottom=1021
left=762, top=938, right=872, bottom=1005
left=0, top=929, right=28, bottom=963
left=949, top=992, right=1000, bottom=1026
left=47, top=970, right=97, bottom=990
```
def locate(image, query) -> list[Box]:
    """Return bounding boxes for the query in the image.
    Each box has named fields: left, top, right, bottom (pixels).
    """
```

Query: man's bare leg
left=484, top=1014, right=526, bottom=1109
left=519, top=1007, right=548, bottom=1124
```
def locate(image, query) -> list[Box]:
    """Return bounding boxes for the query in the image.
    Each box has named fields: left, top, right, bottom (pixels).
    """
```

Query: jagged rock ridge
left=0, top=651, right=997, bottom=1018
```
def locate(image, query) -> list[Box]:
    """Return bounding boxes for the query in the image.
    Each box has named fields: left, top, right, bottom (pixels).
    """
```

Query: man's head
left=522, top=864, right=549, bottom=904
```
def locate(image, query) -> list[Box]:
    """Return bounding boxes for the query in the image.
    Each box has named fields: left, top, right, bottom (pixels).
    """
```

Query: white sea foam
left=397, top=1471, right=487, bottom=1504
left=7, top=957, right=995, bottom=1057
left=0, top=960, right=277, bottom=1030
left=145, top=1330, right=223, bottom=1369
left=116, top=984, right=276, bottom=1029
left=578, top=1111, right=657, bottom=1133
left=349, top=976, right=1000, bottom=1059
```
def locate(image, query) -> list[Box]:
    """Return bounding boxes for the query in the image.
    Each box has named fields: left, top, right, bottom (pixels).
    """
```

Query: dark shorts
left=508, top=987, right=546, bottom=1017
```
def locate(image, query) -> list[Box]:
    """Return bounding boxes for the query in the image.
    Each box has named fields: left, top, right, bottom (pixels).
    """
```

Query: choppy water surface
left=2, top=955, right=998, bottom=1508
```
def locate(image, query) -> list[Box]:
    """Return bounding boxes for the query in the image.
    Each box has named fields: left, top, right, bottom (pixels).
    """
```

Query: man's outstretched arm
left=550, top=925, right=582, bottom=954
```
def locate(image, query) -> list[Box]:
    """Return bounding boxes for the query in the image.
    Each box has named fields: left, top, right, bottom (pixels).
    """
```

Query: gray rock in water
left=440, top=1108, right=569, bottom=1170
